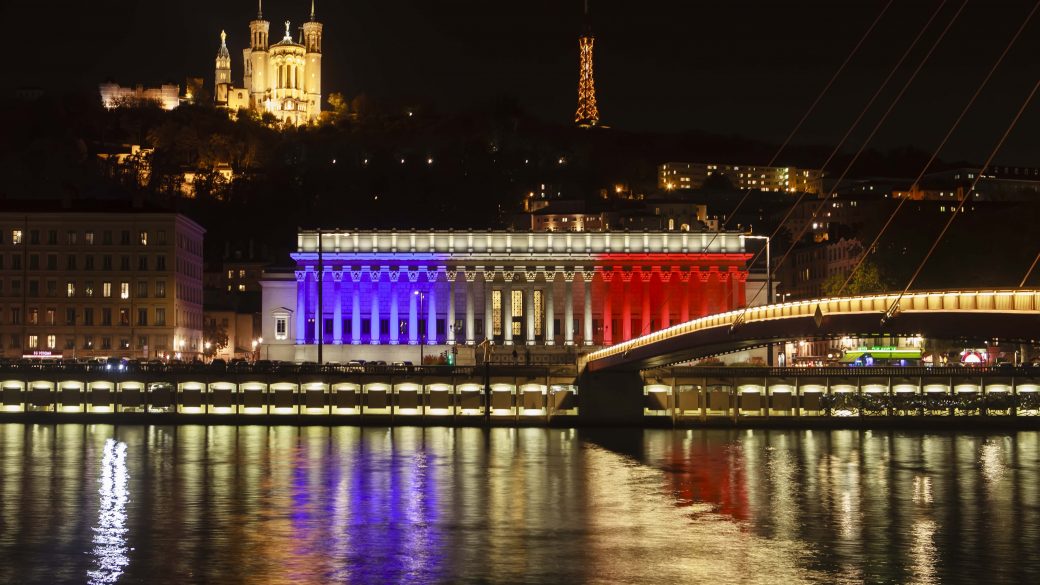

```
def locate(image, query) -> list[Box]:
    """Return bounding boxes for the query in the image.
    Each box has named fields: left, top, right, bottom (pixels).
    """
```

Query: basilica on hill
left=214, top=1, right=323, bottom=124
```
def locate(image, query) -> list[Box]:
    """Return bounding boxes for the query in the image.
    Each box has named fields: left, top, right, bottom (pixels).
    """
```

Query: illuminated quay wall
left=641, top=367, right=1040, bottom=420
left=260, top=230, right=757, bottom=364
left=1, top=366, right=1038, bottom=423
left=0, top=366, right=578, bottom=421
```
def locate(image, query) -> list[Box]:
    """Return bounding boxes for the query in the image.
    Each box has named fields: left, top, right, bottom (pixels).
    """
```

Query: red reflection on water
left=663, top=439, right=749, bottom=521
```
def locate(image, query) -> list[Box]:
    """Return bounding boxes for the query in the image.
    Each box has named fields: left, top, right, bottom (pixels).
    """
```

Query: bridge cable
left=1020, top=251, right=1040, bottom=287
left=841, top=0, right=1040, bottom=296
left=637, top=0, right=896, bottom=341
left=770, top=0, right=973, bottom=296
left=699, top=0, right=895, bottom=251
left=732, top=0, right=959, bottom=324
left=886, top=76, right=1040, bottom=319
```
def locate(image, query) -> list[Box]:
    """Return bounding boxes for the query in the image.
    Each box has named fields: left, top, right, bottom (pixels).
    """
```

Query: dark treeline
left=0, top=90, right=989, bottom=274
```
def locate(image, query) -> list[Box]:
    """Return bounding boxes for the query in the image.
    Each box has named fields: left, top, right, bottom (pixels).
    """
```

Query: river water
left=0, top=424, right=1037, bottom=584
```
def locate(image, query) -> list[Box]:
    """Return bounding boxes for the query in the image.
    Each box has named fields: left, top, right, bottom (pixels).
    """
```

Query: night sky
left=6, top=0, right=1040, bottom=164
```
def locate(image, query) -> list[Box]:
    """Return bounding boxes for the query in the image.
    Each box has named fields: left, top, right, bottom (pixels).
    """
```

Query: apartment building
left=0, top=201, right=205, bottom=360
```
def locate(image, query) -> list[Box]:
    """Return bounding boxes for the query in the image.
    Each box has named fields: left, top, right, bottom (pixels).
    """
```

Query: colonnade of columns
left=293, top=265, right=747, bottom=347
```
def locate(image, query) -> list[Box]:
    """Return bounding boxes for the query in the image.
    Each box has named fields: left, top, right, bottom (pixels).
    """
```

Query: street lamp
left=743, top=234, right=772, bottom=366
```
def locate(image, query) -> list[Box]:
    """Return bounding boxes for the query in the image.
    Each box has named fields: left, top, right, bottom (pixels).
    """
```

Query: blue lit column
left=447, top=270, right=457, bottom=344
left=465, top=272, right=476, bottom=345
left=408, top=271, right=419, bottom=345
left=295, top=271, right=306, bottom=344
left=369, top=269, right=381, bottom=344
left=332, top=271, right=343, bottom=344
left=351, top=272, right=361, bottom=345
left=389, top=270, right=400, bottom=345
left=308, top=269, right=319, bottom=343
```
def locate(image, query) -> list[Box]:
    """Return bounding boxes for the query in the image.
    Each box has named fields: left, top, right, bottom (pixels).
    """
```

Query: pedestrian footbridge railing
left=581, top=289, right=1040, bottom=371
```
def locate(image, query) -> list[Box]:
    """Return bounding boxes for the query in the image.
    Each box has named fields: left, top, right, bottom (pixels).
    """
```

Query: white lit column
left=545, top=270, right=556, bottom=346
left=524, top=283, right=535, bottom=346
left=465, top=272, right=476, bottom=345
left=332, top=271, right=343, bottom=344
left=484, top=268, right=494, bottom=343
left=564, top=271, right=574, bottom=346
left=447, top=271, right=457, bottom=344
left=583, top=271, right=593, bottom=346
left=504, top=273, right=513, bottom=346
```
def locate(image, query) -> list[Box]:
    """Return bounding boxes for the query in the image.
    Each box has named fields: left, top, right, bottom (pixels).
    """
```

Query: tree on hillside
left=823, top=258, right=885, bottom=296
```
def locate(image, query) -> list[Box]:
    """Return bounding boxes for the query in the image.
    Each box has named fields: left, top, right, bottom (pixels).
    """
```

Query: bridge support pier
left=577, top=369, right=645, bottom=425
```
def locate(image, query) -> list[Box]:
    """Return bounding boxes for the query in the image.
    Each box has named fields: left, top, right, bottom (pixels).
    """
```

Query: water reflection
left=88, top=438, right=129, bottom=585
left=0, top=425, right=1038, bottom=584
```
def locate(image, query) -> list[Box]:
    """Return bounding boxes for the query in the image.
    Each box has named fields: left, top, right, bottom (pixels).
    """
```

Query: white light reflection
left=980, top=439, right=1008, bottom=486
left=87, top=439, right=129, bottom=585
left=909, top=518, right=938, bottom=585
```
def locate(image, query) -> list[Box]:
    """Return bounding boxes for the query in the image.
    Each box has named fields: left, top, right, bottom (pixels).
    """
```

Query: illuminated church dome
left=214, top=1, right=323, bottom=125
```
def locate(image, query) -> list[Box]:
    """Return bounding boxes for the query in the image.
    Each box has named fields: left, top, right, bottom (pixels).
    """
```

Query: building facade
left=0, top=204, right=205, bottom=360
left=659, top=162, right=823, bottom=194
left=99, top=82, right=180, bottom=110
left=215, top=2, right=323, bottom=124
left=261, top=230, right=759, bottom=363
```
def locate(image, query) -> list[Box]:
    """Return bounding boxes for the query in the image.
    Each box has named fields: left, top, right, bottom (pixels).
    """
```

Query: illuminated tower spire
left=574, top=0, right=600, bottom=127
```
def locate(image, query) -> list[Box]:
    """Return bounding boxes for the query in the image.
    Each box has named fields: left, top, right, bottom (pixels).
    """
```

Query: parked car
left=210, top=358, right=227, bottom=372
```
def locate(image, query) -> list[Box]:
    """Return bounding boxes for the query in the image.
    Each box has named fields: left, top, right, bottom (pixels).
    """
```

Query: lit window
left=275, top=315, right=288, bottom=340
left=139, top=231, right=148, bottom=245
left=46, top=335, right=56, bottom=349
left=85, top=232, right=94, bottom=245
left=66, top=282, right=75, bottom=297
left=12, top=230, right=22, bottom=245
left=120, top=282, right=129, bottom=299
left=103, top=282, right=112, bottom=298
left=28, top=335, right=38, bottom=349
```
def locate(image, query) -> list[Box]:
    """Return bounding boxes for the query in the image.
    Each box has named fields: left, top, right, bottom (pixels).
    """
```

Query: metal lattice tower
left=574, top=1, right=600, bottom=127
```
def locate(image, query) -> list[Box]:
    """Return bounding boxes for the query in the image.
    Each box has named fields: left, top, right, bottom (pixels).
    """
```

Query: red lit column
left=679, top=270, right=691, bottom=322
left=659, top=269, right=671, bottom=329
left=728, top=267, right=747, bottom=308
left=601, top=270, right=613, bottom=345
left=621, top=270, right=633, bottom=341
left=697, top=269, right=711, bottom=317
left=717, top=271, right=731, bottom=312
left=736, top=271, right=748, bottom=308
left=640, top=270, right=652, bottom=335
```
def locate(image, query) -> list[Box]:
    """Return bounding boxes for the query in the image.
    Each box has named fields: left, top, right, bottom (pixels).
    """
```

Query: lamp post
left=743, top=234, right=772, bottom=366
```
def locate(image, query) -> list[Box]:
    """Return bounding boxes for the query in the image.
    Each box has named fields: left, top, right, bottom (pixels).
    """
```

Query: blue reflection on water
left=87, top=438, right=129, bottom=585
left=334, top=434, right=444, bottom=584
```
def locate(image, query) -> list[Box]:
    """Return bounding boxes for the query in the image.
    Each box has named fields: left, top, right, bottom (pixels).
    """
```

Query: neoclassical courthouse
left=260, top=230, right=764, bottom=364
left=214, top=1, right=323, bottom=124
